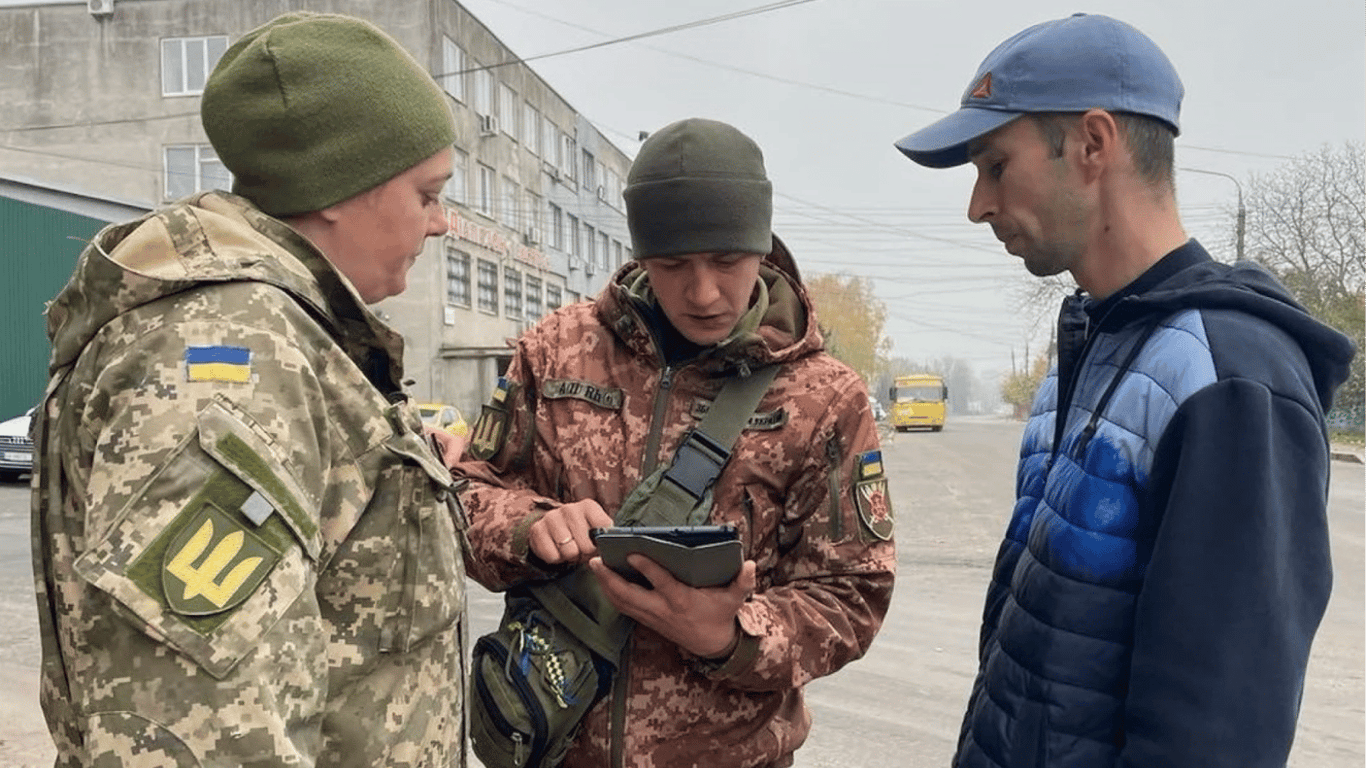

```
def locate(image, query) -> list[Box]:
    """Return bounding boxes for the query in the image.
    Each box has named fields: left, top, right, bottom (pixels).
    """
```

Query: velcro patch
left=185, top=345, right=252, bottom=383
left=857, top=450, right=884, bottom=480
left=690, top=399, right=788, bottom=431
left=855, top=478, right=894, bottom=541
left=543, top=379, right=624, bottom=410
left=161, top=503, right=282, bottom=616
left=125, top=466, right=298, bottom=636
left=470, top=377, right=518, bottom=461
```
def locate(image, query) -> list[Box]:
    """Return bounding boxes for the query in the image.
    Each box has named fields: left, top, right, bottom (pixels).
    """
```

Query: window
left=526, top=191, right=542, bottom=234
left=568, top=215, right=580, bottom=258
left=525, top=276, right=543, bottom=321
left=474, top=64, right=493, bottom=117
left=445, top=246, right=471, bottom=307
left=546, top=283, right=563, bottom=312
left=477, top=259, right=499, bottom=314
left=524, top=103, right=540, bottom=156
left=613, top=240, right=624, bottom=269
left=581, top=150, right=596, bottom=192
left=560, top=133, right=577, bottom=182
left=162, top=36, right=228, bottom=96
left=607, top=169, right=623, bottom=208
left=445, top=147, right=468, bottom=205
left=549, top=203, right=564, bottom=250
left=598, top=232, right=610, bottom=270
left=503, top=267, right=522, bottom=319
left=595, top=159, right=607, bottom=198
left=502, top=176, right=519, bottom=228
left=540, top=115, right=556, bottom=160
left=477, top=164, right=495, bottom=216
left=164, top=144, right=231, bottom=199
left=440, top=37, right=465, bottom=102
left=583, top=224, right=595, bottom=267
left=567, top=290, right=582, bottom=304
left=499, top=84, right=518, bottom=140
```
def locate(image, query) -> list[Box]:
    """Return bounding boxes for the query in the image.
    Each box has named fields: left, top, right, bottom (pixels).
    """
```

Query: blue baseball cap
left=895, top=13, right=1183, bottom=168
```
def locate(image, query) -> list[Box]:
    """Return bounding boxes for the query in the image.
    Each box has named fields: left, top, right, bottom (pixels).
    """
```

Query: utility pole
left=1180, top=167, right=1245, bottom=261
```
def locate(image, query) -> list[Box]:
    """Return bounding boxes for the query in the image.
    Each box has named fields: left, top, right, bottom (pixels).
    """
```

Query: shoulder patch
left=855, top=476, right=894, bottom=541
left=857, top=450, right=883, bottom=480
left=185, top=345, right=252, bottom=383
left=162, top=503, right=281, bottom=616
left=469, top=377, right=518, bottom=461
left=854, top=450, right=893, bottom=540
left=542, top=379, right=624, bottom=410
left=126, top=468, right=295, bottom=635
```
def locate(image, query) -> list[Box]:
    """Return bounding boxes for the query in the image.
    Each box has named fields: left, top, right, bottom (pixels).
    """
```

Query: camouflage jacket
left=457, top=245, right=896, bottom=768
left=31, top=192, right=466, bottom=767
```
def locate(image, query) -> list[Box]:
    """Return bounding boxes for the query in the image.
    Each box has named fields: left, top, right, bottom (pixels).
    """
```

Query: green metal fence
left=0, top=196, right=104, bottom=420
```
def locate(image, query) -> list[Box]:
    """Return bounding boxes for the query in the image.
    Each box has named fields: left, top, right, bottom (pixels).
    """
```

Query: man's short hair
left=1030, top=112, right=1175, bottom=189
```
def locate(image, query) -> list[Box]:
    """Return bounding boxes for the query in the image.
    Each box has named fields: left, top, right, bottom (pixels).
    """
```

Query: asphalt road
left=1, top=415, right=1361, bottom=766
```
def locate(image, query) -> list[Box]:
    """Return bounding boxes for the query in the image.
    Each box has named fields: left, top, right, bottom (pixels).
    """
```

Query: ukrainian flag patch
left=186, top=346, right=252, bottom=383
left=857, top=450, right=883, bottom=480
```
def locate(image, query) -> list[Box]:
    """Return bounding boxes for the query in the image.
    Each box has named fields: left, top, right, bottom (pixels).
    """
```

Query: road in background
left=2, top=416, right=1361, bottom=766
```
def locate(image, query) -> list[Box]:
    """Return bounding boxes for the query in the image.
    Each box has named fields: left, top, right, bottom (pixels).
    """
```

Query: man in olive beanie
left=624, top=117, right=773, bottom=259
left=34, top=11, right=468, bottom=767
left=457, top=116, right=893, bottom=767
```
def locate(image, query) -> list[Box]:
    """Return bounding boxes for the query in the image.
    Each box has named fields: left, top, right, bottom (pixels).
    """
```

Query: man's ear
left=1078, top=109, right=1121, bottom=179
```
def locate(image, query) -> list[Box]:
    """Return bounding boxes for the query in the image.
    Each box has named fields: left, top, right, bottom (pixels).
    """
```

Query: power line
left=465, top=0, right=947, bottom=115
left=447, top=0, right=820, bottom=76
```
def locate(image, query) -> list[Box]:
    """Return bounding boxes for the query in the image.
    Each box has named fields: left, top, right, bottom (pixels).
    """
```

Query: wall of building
left=0, top=0, right=634, bottom=420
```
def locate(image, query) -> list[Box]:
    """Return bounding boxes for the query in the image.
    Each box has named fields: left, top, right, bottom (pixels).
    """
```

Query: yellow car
left=417, top=403, right=469, bottom=437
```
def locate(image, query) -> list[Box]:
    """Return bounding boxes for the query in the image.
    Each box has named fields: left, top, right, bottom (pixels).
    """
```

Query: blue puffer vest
left=955, top=305, right=1215, bottom=767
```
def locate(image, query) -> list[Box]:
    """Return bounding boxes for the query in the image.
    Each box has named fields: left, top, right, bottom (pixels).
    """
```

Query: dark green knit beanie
left=201, top=12, right=456, bottom=216
left=624, top=118, right=773, bottom=258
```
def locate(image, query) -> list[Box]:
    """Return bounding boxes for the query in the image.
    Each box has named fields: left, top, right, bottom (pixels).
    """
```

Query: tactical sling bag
left=469, top=364, right=779, bottom=768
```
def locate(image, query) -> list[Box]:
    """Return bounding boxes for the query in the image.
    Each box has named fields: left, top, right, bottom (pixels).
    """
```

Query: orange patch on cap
left=970, top=72, right=993, bottom=99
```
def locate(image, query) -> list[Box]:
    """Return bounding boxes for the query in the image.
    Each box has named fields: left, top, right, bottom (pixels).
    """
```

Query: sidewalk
left=1330, top=442, right=1364, bottom=464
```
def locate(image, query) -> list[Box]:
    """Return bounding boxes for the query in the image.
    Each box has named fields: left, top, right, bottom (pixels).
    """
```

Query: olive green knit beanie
left=624, top=118, right=773, bottom=259
left=201, top=12, right=456, bottom=217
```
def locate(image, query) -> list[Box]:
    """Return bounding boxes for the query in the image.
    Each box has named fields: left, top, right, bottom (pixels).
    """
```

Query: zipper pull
left=513, top=731, right=528, bottom=766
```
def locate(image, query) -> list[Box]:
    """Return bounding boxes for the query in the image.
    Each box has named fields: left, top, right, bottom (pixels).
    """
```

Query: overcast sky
left=458, top=0, right=1365, bottom=379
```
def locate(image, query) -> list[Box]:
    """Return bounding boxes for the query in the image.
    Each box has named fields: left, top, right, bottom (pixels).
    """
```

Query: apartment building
left=0, top=0, right=633, bottom=415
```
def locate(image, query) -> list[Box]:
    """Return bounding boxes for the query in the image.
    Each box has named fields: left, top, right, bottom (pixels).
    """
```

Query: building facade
left=0, top=0, right=632, bottom=416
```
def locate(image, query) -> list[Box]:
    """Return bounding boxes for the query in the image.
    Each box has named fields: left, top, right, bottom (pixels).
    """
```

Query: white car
left=0, top=407, right=34, bottom=483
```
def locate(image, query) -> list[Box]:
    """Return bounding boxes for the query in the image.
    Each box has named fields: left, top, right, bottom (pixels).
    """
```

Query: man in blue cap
left=896, top=13, right=1354, bottom=767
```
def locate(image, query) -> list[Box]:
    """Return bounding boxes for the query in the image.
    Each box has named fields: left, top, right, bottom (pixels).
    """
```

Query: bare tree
left=1241, top=143, right=1364, bottom=299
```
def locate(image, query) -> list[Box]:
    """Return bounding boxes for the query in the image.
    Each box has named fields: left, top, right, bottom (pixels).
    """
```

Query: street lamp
left=1180, top=167, right=1245, bottom=261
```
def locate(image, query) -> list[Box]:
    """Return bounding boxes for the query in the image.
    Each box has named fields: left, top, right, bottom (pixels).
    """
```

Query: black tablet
left=590, top=525, right=742, bottom=588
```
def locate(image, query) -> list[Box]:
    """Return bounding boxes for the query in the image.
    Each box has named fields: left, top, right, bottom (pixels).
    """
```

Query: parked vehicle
left=868, top=395, right=888, bottom=422
left=417, top=403, right=469, bottom=437
left=889, top=374, right=948, bottom=432
left=0, top=407, right=35, bottom=482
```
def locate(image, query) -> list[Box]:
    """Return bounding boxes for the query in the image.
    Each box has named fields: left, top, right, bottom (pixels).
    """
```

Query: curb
left=1331, top=449, right=1364, bottom=464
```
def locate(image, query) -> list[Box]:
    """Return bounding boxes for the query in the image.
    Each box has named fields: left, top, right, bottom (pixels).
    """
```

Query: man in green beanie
left=457, top=117, right=896, bottom=768
left=32, top=11, right=469, bottom=766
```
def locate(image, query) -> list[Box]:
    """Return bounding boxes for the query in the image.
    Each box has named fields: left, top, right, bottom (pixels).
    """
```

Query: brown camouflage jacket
left=31, top=192, right=466, bottom=767
left=457, top=246, right=896, bottom=768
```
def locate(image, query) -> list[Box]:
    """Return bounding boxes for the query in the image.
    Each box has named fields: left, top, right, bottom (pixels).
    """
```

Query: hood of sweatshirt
left=1057, top=240, right=1355, bottom=414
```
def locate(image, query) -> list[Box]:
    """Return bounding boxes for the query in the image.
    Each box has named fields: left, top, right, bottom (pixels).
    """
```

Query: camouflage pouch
left=470, top=586, right=613, bottom=768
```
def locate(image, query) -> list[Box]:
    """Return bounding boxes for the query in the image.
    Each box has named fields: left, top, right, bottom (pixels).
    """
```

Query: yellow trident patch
left=161, top=504, right=280, bottom=616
